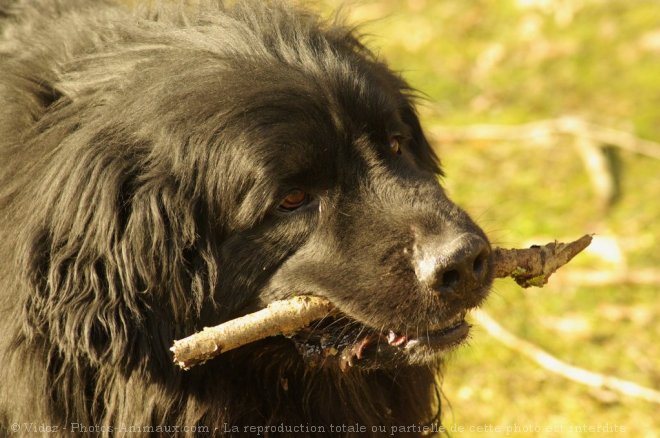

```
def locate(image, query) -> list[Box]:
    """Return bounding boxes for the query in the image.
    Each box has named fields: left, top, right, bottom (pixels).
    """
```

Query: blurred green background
left=315, top=0, right=660, bottom=436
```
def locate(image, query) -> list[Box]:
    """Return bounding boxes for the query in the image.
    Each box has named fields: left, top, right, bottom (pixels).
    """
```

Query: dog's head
left=253, top=84, right=493, bottom=369
left=18, top=1, right=492, bottom=373
left=173, top=3, right=495, bottom=370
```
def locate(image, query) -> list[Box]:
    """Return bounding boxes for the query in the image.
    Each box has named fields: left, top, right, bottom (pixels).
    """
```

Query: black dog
left=0, top=0, right=493, bottom=435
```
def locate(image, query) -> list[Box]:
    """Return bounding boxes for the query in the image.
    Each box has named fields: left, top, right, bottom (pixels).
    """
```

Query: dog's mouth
left=289, top=308, right=470, bottom=370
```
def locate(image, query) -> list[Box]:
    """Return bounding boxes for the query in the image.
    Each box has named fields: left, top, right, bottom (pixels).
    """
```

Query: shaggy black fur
left=0, top=0, right=493, bottom=436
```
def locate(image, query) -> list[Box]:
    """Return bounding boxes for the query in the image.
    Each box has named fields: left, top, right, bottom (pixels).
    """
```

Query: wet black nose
left=415, top=233, right=491, bottom=296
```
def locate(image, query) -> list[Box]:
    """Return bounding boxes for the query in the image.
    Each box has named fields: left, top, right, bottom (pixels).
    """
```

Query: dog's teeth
left=393, top=336, right=408, bottom=346
left=387, top=330, right=397, bottom=344
left=386, top=330, right=407, bottom=346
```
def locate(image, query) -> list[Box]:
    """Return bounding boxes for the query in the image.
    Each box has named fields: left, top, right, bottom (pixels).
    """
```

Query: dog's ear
left=19, top=129, right=216, bottom=369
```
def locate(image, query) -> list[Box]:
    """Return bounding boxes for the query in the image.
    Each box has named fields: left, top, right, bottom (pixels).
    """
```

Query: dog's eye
left=278, top=189, right=309, bottom=211
left=389, top=135, right=402, bottom=155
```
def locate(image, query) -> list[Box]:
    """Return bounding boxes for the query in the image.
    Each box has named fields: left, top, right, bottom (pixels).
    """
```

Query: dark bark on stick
left=492, top=234, right=593, bottom=288
left=171, top=234, right=593, bottom=369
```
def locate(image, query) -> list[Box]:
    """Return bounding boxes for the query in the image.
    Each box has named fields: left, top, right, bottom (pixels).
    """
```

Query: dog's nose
left=430, top=234, right=490, bottom=293
left=415, top=233, right=491, bottom=296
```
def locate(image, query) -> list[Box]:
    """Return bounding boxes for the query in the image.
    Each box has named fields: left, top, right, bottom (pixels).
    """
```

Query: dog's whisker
left=317, top=315, right=348, bottom=331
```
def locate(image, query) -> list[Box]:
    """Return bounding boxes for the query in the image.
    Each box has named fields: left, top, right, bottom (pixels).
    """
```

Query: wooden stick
left=171, top=235, right=593, bottom=369
left=428, top=116, right=660, bottom=160
left=492, top=234, right=593, bottom=288
left=171, top=296, right=336, bottom=369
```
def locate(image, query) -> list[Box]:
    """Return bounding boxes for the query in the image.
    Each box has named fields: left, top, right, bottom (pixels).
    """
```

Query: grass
left=319, top=0, right=660, bottom=435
